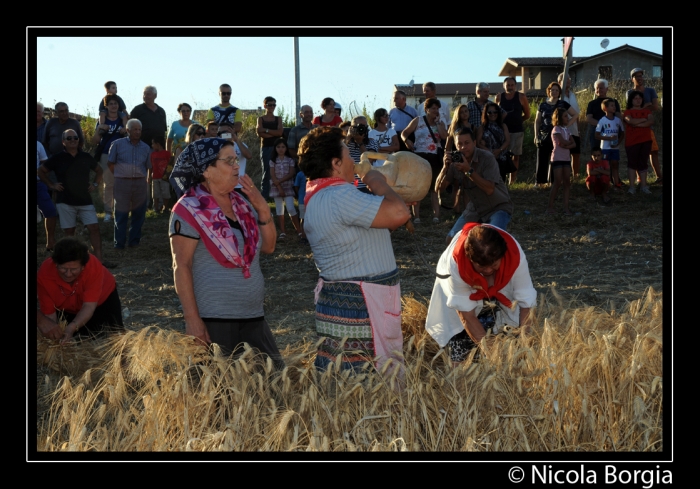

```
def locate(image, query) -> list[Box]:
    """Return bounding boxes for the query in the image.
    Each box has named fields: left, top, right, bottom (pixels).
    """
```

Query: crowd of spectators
left=36, top=71, right=662, bottom=368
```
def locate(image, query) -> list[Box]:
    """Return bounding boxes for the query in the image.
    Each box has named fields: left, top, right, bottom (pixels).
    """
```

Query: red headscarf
left=452, top=223, right=520, bottom=307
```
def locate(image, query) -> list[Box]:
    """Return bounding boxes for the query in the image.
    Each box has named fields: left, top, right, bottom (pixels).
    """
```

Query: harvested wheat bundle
left=36, top=318, right=113, bottom=377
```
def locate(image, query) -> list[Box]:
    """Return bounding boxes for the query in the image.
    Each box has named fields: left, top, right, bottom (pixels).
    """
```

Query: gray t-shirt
left=304, top=183, right=397, bottom=281
left=169, top=211, right=265, bottom=319
left=461, top=148, right=513, bottom=222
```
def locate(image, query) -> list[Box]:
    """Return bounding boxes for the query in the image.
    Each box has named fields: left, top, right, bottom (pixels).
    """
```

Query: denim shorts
left=602, top=149, right=620, bottom=161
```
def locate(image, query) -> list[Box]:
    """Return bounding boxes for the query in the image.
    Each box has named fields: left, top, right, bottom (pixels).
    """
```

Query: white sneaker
left=104, top=214, right=112, bottom=223
left=640, top=187, right=652, bottom=195
left=628, top=187, right=636, bottom=195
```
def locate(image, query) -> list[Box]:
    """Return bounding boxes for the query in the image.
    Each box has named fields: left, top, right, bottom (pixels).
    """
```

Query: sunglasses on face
left=220, top=91, right=232, bottom=96
left=64, top=136, right=79, bottom=141
left=195, top=131, right=206, bottom=136
left=266, top=103, right=276, bottom=107
left=487, top=111, right=498, bottom=115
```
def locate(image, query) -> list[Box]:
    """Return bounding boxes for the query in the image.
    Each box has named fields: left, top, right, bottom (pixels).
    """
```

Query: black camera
left=353, top=124, right=369, bottom=136
left=450, top=150, right=463, bottom=163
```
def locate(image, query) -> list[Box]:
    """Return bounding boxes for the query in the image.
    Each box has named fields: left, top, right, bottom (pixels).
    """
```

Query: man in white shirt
left=389, top=90, right=418, bottom=152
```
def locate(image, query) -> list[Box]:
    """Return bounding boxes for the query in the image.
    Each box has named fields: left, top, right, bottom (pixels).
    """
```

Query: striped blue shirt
left=304, top=183, right=397, bottom=281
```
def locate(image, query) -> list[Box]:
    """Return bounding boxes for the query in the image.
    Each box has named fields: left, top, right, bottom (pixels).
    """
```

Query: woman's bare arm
left=171, top=235, right=211, bottom=346
left=363, top=170, right=410, bottom=230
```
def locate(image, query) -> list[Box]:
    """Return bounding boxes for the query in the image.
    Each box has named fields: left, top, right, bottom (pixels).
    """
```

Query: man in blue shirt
left=108, top=119, right=152, bottom=249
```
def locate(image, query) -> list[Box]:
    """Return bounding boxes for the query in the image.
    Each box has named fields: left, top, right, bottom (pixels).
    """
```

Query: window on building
left=652, top=65, right=662, bottom=78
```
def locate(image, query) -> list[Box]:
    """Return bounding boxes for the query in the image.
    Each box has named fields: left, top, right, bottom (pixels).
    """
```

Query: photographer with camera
left=436, top=128, right=513, bottom=245
left=346, top=116, right=379, bottom=193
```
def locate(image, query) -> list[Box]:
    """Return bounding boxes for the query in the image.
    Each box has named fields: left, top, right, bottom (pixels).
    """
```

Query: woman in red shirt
left=37, top=238, right=123, bottom=343
left=313, top=97, right=343, bottom=127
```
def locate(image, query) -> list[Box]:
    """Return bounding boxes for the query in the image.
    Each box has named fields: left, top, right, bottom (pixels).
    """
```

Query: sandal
left=545, top=209, right=557, bottom=215
left=432, top=217, right=440, bottom=224
left=277, top=233, right=286, bottom=241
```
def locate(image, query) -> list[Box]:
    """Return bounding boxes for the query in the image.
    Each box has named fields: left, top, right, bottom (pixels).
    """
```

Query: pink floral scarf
left=173, top=183, right=260, bottom=278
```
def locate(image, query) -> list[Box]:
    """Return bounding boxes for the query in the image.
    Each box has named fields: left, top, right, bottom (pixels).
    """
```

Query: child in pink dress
left=547, top=108, right=577, bottom=215
left=269, top=139, right=303, bottom=240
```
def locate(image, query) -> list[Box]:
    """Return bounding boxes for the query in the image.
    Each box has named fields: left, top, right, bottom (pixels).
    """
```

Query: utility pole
left=562, top=37, right=574, bottom=88
left=294, top=37, right=301, bottom=124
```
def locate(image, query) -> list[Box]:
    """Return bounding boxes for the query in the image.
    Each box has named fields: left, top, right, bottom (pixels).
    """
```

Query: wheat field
left=36, top=97, right=663, bottom=453
left=36, top=287, right=662, bottom=452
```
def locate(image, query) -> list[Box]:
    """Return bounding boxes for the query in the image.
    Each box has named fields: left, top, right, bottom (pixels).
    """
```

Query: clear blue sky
left=34, top=30, right=666, bottom=125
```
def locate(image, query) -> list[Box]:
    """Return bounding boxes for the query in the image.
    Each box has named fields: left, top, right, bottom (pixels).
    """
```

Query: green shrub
left=80, top=112, right=98, bottom=154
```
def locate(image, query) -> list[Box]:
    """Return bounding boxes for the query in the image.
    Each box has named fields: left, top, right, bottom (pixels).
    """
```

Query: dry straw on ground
left=37, top=288, right=661, bottom=452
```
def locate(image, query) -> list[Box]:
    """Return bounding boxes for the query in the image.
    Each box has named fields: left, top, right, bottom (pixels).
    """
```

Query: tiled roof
left=505, top=45, right=661, bottom=68
left=505, top=57, right=587, bottom=67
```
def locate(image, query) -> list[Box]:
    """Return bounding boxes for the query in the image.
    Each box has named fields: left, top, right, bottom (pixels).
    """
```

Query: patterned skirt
left=314, top=269, right=400, bottom=372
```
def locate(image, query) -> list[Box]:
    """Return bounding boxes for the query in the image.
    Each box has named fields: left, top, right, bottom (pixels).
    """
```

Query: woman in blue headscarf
left=169, top=138, right=283, bottom=367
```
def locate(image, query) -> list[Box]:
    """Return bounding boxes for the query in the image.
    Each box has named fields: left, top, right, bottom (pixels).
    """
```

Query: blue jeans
left=114, top=201, right=146, bottom=248
left=447, top=210, right=512, bottom=238
left=113, top=178, right=148, bottom=248
left=260, top=146, right=275, bottom=200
